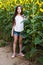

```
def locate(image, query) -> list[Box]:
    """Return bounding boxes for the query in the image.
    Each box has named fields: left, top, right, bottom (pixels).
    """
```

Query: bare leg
left=12, top=35, right=18, bottom=58
left=19, top=35, right=24, bottom=56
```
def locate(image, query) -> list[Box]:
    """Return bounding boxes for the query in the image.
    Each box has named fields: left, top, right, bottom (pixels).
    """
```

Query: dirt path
left=0, top=46, right=32, bottom=65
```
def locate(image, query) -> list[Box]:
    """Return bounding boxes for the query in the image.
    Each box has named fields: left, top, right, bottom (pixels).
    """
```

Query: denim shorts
left=13, top=31, right=23, bottom=36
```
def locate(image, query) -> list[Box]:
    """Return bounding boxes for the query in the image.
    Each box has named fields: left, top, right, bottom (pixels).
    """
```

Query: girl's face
left=17, top=7, right=22, bottom=14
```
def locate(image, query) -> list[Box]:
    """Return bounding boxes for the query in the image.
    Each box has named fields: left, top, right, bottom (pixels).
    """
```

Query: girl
left=11, top=5, right=25, bottom=58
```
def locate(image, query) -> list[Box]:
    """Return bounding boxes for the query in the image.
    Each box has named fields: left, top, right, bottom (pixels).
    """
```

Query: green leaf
left=30, top=47, right=37, bottom=57
left=27, top=29, right=31, bottom=33
left=37, top=56, right=43, bottom=65
left=38, top=31, right=43, bottom=38
left=29, top=30, right=36, bottom=35
left=34, top=37, right=43, bottom=45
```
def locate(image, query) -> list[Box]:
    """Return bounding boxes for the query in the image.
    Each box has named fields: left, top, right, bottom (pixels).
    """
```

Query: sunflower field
left=0, top=0, right=43, bottom=65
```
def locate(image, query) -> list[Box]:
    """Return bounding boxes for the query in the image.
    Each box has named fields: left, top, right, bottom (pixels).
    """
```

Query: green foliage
left=0, top=42, right=7, bottom=47
left=37, top=56, right=43, bottom=65
left=0, top=0, right=43, bottom=64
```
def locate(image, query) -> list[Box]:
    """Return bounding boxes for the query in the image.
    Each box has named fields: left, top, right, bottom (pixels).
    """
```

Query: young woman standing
left=11, top=5, right=25, bottom=58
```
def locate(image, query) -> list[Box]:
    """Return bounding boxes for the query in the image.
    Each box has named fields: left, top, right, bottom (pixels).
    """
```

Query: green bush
left=0, top=0, right=43, bottom=64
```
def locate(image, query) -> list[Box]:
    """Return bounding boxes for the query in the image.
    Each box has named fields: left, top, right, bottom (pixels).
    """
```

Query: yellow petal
left=20, top=0, right=22, bottom=4
left=31, top=0, right=33, bottom=2
left=14, top=0, right=17, bottom=4
left=40, top=8, right=43, bottom=12
left=11, top=4, right=14, bottom=7
left=0, top=2, right=2, bottom=8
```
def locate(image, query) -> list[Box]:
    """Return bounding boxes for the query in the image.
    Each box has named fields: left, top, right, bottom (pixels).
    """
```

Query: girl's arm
left=11, top=21, right=16, bottom=37
left=11, top=26, right=14, bottom=37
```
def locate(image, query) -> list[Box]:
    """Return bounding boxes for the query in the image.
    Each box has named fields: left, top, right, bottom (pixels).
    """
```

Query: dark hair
left=12, top=5, right=23, bottom=25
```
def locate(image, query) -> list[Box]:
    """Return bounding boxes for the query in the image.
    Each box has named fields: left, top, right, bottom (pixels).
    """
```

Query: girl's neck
left=17, top=14, right=21, bottom=16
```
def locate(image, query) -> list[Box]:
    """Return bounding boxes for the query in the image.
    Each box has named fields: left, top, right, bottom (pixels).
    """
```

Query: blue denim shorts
left=13, top=31, right=23, bottom=36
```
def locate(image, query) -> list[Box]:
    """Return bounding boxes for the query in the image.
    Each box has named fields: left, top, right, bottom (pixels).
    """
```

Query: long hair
left=12, top=5, right=23, bottom=25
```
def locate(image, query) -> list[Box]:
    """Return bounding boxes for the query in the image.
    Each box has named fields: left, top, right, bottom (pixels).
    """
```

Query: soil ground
left=0, top=46, right=32, bottom=65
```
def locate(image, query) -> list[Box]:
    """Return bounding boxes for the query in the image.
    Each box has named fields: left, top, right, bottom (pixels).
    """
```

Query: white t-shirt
left=13, top=15, right=24, bottom=32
